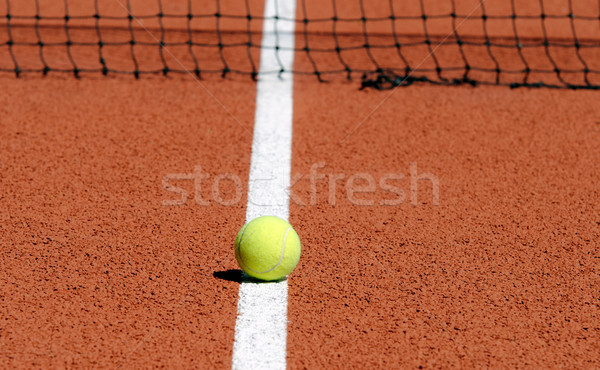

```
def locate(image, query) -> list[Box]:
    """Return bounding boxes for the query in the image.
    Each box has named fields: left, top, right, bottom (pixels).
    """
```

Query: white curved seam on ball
left=236, top=224, right=249, bottom=269
left=238, top=224, right=248, bottom=248
left=239, top=226, right=292, bottom=275
left=234, top=223, right=248, bottom=256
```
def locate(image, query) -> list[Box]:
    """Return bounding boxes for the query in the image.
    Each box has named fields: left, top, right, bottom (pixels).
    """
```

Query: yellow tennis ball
left=234, top=216, right=301, bottom=281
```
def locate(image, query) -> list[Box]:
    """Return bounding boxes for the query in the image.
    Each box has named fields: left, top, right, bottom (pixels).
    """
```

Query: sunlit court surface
left=1, top=0, right=599, bottom=368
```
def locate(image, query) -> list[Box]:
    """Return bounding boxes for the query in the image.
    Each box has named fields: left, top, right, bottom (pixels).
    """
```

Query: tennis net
left=1, top=0, right=600, bottom=89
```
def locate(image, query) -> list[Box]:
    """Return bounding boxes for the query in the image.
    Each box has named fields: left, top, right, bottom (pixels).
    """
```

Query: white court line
left=231, top=0, right=296, bottom=369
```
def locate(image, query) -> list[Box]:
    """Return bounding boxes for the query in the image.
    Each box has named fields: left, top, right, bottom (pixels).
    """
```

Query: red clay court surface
left=1, top=0, right=600, bottom=368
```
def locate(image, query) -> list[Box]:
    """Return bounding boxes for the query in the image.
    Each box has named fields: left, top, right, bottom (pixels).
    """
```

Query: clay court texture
left=1, top=0, right=600, bottom=368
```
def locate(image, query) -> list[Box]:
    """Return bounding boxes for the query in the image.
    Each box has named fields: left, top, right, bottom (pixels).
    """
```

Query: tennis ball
left=234, top=216, right=301, bottom=281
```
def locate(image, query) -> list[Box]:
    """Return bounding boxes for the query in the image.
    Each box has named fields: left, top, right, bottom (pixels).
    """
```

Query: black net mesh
left=1, top=0, right=600, bottom=89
